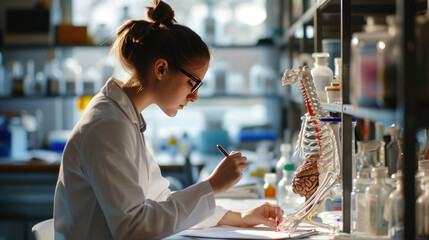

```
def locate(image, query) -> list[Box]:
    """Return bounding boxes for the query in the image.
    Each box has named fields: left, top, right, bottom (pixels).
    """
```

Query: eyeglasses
left=169, top=63, right=203, bottom=94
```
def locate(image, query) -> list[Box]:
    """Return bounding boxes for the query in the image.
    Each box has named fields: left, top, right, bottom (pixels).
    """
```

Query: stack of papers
left=182, top=226, right=318, bottom=239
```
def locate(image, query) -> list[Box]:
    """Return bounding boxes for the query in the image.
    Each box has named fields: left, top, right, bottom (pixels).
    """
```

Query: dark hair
left=111, top=0, right=210, bottom=86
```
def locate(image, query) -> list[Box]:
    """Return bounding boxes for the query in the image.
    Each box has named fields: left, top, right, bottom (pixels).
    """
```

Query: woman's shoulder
left=77, top=95, right=134, bottom=134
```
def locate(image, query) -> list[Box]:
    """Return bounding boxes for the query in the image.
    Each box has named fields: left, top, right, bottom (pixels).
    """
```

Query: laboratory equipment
left=416, top=160, right=429, bottom=197
left=386, top=172, right=404, bottom=240
left=277, top=163, right=303, bottom=213
left=365, top=167, right=393, bottom=236
left=350, top=16, right=389, bottom=107
left=264, top=173, right=277, bottom=199
left=278, top=66, right=341, bottom=233
left=275, top=143, right=292, bottom=181
left=311, top=53, right=333, bottom=103
left=351, top=169, right=371, bottom=234
left=386, top=124, right=401, bottom=176
left=376, top=15, right=399, bottom=108
left=416, top=176, right=429, bottom=239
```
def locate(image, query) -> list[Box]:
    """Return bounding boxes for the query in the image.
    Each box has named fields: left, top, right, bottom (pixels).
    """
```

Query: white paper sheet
left=181, top=226, right=318, bottom=239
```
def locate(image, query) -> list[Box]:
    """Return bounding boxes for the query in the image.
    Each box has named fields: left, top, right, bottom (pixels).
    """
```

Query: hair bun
left=146, top=0, right=176, bottom=26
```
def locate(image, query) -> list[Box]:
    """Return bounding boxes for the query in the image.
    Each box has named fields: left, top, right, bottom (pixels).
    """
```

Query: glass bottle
left=350, top=16, right=389, bottom=107
left=386, top=172, right=404, bottom=240
left=351, top=168, right=371, bottom=234
left=0, top=52, right=10, bottom=96
left=11, top=60, right=24, bottom=96
left=311, top=52, right=333, bottom=103
left=45, top=49, right=65, bottom=96
left=355, top=140, right=385, bottom=172
left=277, top=164, right=303, bottom=213
left=416, top=176, right=429, bottom=239
left=416, top=160, right=429, bottom=197
left=365, top=167, right=393, bottom=236
left=275, top=143, right=292, bottom=181
left=264, top=173, right=277, bottom=199
left=386, top=124, right=401, bottom=176
left=376, top=15, right=399, bottom=108
left=23, top=59, right=36, bottom=96
left=334, top=57, right=342, bottom=83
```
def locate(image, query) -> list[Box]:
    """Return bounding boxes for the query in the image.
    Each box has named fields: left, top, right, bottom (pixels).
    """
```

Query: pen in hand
left=216, top=144, right=229, bottom=157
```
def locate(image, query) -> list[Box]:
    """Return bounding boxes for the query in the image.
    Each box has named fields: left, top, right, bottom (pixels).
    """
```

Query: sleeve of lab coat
left=81, top=119, right=217, bottom=239
left=190, top=205, right=229, bottom=229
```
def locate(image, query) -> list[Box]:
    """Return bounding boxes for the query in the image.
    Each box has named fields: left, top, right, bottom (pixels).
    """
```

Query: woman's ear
left=154, top=59, right=168, bottom=81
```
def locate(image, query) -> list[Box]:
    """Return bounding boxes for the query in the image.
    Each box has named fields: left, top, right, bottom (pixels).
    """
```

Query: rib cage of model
left=278, top=66, right=341, bottom=233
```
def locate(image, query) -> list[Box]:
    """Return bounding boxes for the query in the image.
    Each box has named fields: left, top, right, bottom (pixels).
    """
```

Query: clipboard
left=181, top=226, right=318, bottom=239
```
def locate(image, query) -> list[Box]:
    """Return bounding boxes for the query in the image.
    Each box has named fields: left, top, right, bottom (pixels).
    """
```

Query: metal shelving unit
left=283, top=0, right=421, bottom=237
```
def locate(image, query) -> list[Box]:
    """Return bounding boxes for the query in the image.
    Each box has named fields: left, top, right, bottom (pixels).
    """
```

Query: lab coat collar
left=101, top=78, right=147, bottom=132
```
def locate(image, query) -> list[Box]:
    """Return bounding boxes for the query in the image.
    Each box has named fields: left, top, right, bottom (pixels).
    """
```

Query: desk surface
left=165, top=198, right=335, bottom=240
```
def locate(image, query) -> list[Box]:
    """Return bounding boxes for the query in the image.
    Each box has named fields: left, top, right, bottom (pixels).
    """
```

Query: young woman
left=53, top=1, right=283, bottom=239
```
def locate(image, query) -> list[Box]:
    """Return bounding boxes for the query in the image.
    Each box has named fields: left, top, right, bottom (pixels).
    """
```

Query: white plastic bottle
left=365, top=167, right=394, bottom=236
left=311, top=52, right=333, bottom=103
left=277, top=163, right=303, bottom=213
left=275, top=143, right=292, bottom=181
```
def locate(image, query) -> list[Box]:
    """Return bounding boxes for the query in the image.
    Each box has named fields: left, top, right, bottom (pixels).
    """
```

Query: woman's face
left=156, top=59, right=209, bottom=117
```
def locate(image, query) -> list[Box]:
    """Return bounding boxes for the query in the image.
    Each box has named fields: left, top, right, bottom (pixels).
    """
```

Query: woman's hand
left=207, top=151, right=247, bottom=195
left=218, top=202, right=284, bottom=228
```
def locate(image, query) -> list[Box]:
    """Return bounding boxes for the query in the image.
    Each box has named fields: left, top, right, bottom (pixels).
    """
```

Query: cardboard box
left=56, top=24, right=89, bottom=45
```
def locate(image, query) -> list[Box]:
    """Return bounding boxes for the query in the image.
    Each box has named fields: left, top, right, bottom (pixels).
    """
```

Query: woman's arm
left=217, top=202, right=284, bottom=228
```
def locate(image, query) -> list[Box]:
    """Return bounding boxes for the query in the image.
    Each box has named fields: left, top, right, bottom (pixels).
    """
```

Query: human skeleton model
left=278, top=66, right=341, bottom=233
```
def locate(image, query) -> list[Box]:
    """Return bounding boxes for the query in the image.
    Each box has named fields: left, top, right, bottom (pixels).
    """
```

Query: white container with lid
left=325, top=86, right=341, bottom=104
left=311, top=52, right=333, bottom=103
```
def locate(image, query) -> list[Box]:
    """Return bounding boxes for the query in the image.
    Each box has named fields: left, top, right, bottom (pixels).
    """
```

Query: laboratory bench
left=165, top=198, right=339, bottom=240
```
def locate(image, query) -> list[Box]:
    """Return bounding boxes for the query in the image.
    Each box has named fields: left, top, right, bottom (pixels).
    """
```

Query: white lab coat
left=54, top=78, right=228, bottom=240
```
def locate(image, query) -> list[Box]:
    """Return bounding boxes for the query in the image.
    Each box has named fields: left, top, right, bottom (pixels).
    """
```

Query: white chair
left=32, top=219, right=54, bottom=240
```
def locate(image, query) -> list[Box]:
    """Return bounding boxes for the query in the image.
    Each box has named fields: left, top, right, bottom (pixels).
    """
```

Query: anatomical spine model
left=278, top=66, right=341, bottom=233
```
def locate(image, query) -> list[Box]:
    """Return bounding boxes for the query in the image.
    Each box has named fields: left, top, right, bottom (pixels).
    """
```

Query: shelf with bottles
left=282, top=0, right=330, bottom=41
left=281, top=0, right=398, bottom=45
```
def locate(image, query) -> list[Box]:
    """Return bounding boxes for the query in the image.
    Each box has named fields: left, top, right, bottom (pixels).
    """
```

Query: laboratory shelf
left=342, top=104, right=396, bottom=126
left=283, top=0, right=333, bottom=40
left=321, top=103, right=342, bottom=113
left=321, top=103, right=396, bottom=125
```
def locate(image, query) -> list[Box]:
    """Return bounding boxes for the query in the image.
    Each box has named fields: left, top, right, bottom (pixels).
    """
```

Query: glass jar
left=416, top=176, right=429, bottom=239
left=355, top=140, right=386, bottom=172
left=351, top=169, right=371, bottom=234
left=386, top=172, right=404, bottom=240
left=350, top=16, right=389, bottom=107
left=365, top=167, right=394, bottom=236
left=416, top=160, right=429, bottom=197
left=264, top=173, right=277, bottom=199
